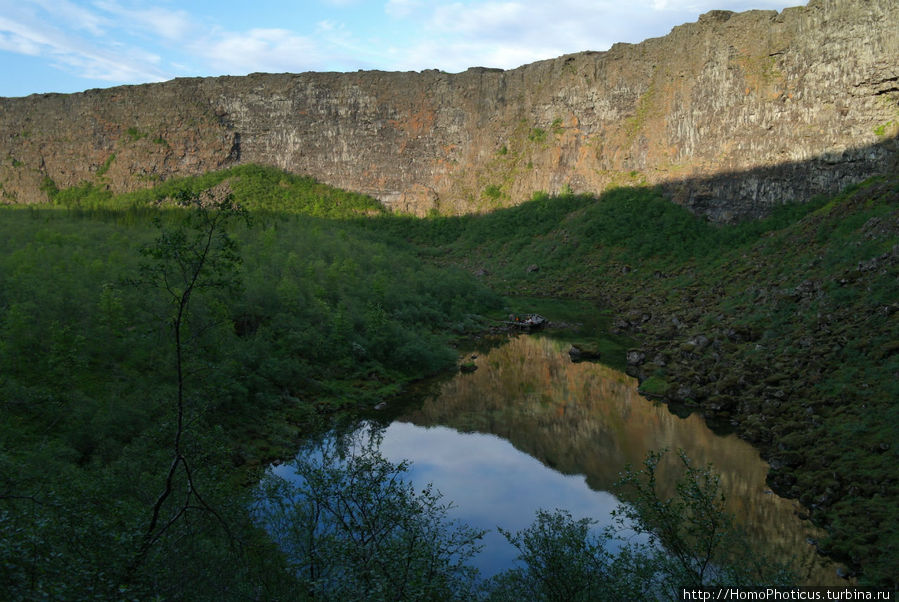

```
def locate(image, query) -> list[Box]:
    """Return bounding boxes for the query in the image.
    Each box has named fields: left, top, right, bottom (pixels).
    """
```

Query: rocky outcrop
left=1, top=0, right=897, bottom=220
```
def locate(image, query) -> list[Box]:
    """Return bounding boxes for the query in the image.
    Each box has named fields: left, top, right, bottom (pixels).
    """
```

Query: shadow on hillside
left=651, top=134, right=899, bottom=223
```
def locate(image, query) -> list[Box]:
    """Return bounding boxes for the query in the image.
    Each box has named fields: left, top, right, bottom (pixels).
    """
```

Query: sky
left=1, top=0, right=807, bottom=98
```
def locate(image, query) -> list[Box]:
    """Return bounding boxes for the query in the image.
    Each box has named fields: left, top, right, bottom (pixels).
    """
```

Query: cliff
left=1, top=0, right=897, bottom=220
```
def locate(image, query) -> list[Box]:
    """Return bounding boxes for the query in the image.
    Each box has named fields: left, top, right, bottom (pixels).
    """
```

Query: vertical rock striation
left=1, top=0, right=897, bottom=220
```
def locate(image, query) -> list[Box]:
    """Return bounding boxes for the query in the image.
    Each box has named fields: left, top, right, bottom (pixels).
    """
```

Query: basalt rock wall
left=1, top=0, right=897, bottom=220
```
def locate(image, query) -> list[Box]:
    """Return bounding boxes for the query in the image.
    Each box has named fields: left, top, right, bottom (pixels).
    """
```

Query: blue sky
left=1, top=0, right=806, bottom=98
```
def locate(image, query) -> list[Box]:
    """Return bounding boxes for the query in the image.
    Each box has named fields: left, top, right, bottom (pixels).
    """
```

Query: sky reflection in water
left=377, top=421, right=624, bottom=577
left=272, top=334, right=839, bottom=583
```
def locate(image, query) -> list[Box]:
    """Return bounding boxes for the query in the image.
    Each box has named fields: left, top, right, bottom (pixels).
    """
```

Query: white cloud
left=130, top=7, right=192, bottom=41
left=0, top=0, right=170, bottom=85
left=92, top=1, right=192, bottom=41
left=377, top=1, right=622, bottom=71
left=0, top=32, right=41, bottom=56
left=54, top=46, right=164, bottom=83
left=0, top=17, right=51, bottom=55
left=316, top=19, right=339, bottom=32
left=430, top=2, right=527, bottom=36
left=378, top=0, right=808, bottom=72
left=34, top=0, right=109, bottom=36
left=197, top=28, right=322, bottom=74
left=385, top=0, right=423, bottom=18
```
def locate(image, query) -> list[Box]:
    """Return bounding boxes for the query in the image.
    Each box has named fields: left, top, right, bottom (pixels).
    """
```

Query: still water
left=273, top=333, right=842, bottom=584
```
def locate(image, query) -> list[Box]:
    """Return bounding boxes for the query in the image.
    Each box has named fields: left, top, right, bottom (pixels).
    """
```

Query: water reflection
left=376, top=422, right=627, bottom=577
left=382, top=334, right=840, bottom=585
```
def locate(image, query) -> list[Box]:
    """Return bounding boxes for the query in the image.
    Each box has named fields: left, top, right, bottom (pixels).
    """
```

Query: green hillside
left=397, top=178, right=899, bottom=586
left=1, top=165, right=896, bottom=595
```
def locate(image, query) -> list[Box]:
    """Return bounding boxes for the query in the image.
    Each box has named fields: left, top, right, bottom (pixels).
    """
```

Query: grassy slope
left=2, top=166, right=505, bottom=459
left=398, top=177, right=899, bottom=587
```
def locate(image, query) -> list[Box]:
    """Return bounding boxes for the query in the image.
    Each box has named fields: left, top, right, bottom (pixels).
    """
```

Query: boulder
left=626, top=350, right=646, bottom=365
left=568, top=345, right=601, bottom=362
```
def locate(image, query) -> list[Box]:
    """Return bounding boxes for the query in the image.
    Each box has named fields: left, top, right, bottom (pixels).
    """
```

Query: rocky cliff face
left=1, top=0, right=897, bottom=220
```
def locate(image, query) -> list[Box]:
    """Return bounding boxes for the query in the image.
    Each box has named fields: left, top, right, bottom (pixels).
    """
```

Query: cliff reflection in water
left=395, top=334, right=839, bottom=585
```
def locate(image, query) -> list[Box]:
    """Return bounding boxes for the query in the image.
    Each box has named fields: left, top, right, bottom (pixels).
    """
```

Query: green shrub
left=257, top=429, right=485, bottom=600
left=529, top=127, right=547, bottom=143
left=125, top=126, right=147, bottom=141
left=485, top=450, right=798, bottom=600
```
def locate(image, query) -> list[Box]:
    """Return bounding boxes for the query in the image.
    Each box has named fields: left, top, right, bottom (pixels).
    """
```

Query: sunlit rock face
left=1, top=0, right=897, bottom=219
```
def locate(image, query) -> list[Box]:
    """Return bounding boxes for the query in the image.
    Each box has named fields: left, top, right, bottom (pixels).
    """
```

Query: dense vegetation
left=388, top=178, right=899, bottom=588
left=0, top=167, right=501, bottom=598
left=1, top=163, right=896, bottom=596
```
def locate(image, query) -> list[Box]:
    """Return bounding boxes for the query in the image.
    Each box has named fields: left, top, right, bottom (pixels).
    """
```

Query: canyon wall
left=1, top=0, right=897, bottom=220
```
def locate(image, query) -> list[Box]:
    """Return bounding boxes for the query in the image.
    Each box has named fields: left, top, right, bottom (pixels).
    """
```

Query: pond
left=268, top=332, right=843, bottom=585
